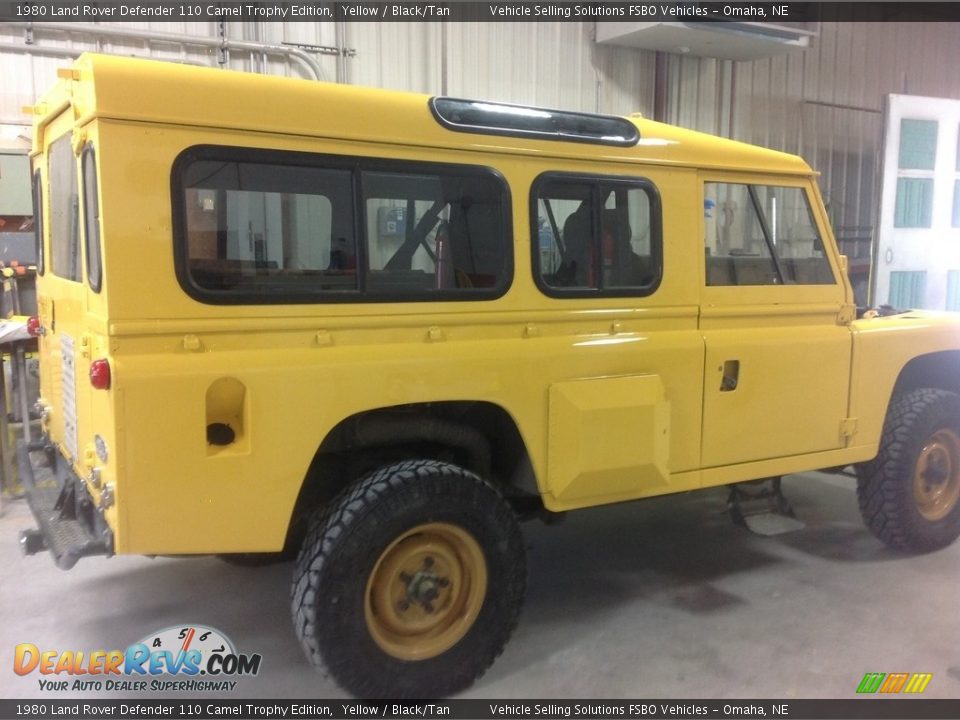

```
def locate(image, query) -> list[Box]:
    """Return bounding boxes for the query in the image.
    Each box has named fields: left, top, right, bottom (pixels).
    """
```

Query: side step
left=727, top=477, right=805, bottom=536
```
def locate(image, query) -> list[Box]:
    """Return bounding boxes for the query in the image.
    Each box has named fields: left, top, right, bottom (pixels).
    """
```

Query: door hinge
left=840, top=417, right=858, bottom=440
left=837, top=304, right=856, bottom=325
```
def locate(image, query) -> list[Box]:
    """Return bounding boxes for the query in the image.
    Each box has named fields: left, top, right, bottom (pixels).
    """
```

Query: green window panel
left=895, top=177, right=934, bottom=228
left=889, top=270, right=927, bottom=309
left=898, top=119, right=938, bottom=170
left=947, top=271, right=960, bottom=311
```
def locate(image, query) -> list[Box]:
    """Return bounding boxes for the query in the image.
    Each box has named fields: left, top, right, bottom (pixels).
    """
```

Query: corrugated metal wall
left=0, top=21, right=659, bottom=123
left=667, top=21, right=960, bottom=302
left=2, top=20, right=960, bottom=300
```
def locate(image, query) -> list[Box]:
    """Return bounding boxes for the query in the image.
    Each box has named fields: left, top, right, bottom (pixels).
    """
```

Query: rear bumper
left=16, top=438, right=113, bottom=570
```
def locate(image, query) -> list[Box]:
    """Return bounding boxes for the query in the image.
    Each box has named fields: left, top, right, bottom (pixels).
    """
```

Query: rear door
left=38, top=121, right=104, bottom=476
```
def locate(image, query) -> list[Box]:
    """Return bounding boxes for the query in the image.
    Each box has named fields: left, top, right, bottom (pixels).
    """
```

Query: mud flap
left=727, top=477, right=805, bottom=536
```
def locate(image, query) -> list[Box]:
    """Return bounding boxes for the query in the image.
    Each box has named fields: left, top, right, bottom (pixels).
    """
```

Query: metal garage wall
left=668, top=22, right=960, bottom=303
left=0, top=21, right=657, bottom=124
left=3, top=20, right=960, bottom=303
left=0, top=21, right=341, bottom=126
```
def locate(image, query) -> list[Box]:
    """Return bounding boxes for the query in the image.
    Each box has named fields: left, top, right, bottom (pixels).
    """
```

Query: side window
left=32, top=169, right=44, bottom=276
left=48, top=135, right=81, bottom=282
left=179, top=156, right=357, bottom=297
left=175, top=148, right=511, bottom=303
left=534, top=175, right=661, bottom=296
left=81, top=144, right=102, bottom=292
left=364, top=169, right=510, bottom=294
left=704, top=183, right=834, bottom=286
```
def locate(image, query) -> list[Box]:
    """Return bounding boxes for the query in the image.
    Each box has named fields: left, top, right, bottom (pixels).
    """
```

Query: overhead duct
left=596, top=21, right=816, bottom=61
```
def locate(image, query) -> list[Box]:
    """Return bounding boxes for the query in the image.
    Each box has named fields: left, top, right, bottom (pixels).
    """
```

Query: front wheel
left=857, top=388, right=960, bottom=552
left=291, top=460, right=525, bottom=698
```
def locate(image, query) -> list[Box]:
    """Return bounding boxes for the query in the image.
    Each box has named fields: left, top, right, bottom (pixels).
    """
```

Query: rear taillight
left=26, top=315, right=42, bottom=337
left=89, top=359, right=111, bottom=390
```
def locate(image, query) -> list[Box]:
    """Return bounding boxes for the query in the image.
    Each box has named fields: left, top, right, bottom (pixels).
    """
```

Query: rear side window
left=48, top=135, right=81, bottom=282
left=81, top=144, right=102, bottom=292
left=704, top=183, right=834, bottom=286
left=174, top=147, right=511, bottom=303
left=533, top=173, right=662, bottom=297
left=32, top=169, right=44, bottom=276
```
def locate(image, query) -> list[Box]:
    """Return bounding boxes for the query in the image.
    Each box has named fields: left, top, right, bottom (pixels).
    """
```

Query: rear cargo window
left=82, top=144, right=102, bottom=292
left=32, top=169, right=44, bottom=276
left=48, top=135, right=81, bottom=282
left=173, top=147, right=511, bottom=303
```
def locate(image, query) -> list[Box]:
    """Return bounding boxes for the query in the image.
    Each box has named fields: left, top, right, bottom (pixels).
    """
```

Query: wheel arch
left=891, top=350, right=960, bottom=400
left=282, top=401, right=540, bottom=550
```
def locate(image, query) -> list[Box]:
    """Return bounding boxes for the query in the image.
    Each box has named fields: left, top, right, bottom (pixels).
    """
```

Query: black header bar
left=1, top=2, right=960, bottom=23
left=4, top=699, right=960, bottom=720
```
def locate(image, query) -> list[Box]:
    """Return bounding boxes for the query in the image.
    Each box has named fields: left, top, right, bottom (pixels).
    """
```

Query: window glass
left=431, top=97, right=639, bottom=147
left=32, top=169, right=44, bottom=276
left=889, top=270, right=927, bottom=309
left=953, top=180, right=960, bottom=228
left=48, top=135, right=81, bottom=282
left=176, top=149, right=511, bottom=302
left=364, top=170, right=508, bottom=293
left=82, top=145, right=102, bottom=291
left=753, top=185, right=834, bottom=284
left=898, top=119, right=938, bottom=170
left=705, top=183, right=833, bottom=286
left=895, top=177, right=934, bottom=228
left=534, top=177, right=660, bottom=295
left=181, top=159, right=356, bottom=296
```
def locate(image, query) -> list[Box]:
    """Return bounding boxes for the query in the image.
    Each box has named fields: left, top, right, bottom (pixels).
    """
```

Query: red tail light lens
left=89, top=359, right=111, bottom=390
left=26, top=315, right=41, bottom=337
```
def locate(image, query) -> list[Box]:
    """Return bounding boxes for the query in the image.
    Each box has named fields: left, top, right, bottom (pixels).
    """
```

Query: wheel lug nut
left=423, top=556, right=434, bottom=568
left=424, top=603, right=434, bottom=613
left=399, top=572, right=412, bottom=583
left=397, top=600, right=410, bottom=612
left=437, top=577, right=449, bottom=587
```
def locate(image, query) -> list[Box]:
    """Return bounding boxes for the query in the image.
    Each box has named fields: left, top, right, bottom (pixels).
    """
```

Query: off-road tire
left=291, top=459, right=526, bottom=698
left=857, top=388, right=960, bottom=552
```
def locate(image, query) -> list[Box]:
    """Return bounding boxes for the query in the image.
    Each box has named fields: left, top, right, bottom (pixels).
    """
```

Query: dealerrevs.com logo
left=14, top=625, right=262, bottom=692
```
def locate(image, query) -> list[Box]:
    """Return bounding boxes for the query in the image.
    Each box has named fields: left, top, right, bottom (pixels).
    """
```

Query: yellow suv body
left=19, top=55, right=960, bottom=697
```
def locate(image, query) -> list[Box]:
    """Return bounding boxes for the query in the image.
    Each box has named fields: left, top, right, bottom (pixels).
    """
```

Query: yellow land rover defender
left=19, top=54, right=960, bottom=698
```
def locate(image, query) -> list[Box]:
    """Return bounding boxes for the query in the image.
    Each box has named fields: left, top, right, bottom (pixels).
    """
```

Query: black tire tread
left=291, top=459, right=525, bottom=698
left=857, top=387, right=960, bottom=552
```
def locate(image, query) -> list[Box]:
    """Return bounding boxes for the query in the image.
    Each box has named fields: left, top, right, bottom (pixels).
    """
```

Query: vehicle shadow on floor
left=67, top=472, right=893, bottom=697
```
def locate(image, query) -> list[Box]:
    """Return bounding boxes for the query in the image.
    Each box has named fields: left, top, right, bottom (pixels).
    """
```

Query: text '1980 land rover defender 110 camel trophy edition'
left=17, top=54, right=960, bottom=698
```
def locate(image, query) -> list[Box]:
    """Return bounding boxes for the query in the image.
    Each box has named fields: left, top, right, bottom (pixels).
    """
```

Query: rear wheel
left=857, top=388, right=960, bottom=552
left=291, top=459, right=525, bottom=698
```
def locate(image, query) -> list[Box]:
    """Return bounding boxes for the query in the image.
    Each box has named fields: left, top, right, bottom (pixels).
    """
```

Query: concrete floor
left=2, top=471, right=959, bottom=700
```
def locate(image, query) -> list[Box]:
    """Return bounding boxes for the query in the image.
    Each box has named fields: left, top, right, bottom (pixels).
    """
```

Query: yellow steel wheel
left=364, top=522, right=488, bottom=661
left=913, top=428, right=960, bottom=522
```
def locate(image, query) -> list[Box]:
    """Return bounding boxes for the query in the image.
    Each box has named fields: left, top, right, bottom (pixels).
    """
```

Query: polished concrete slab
left=2, top=472, right=959, bottom=700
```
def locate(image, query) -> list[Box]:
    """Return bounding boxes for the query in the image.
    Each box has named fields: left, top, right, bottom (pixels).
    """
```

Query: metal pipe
left=653, top=51, right=668, bottom=122
left=0, top=21, right=324, bottom=80
left=0, top=40, right=79, bottom=59
left=334, top=19, right=346, bottom=83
